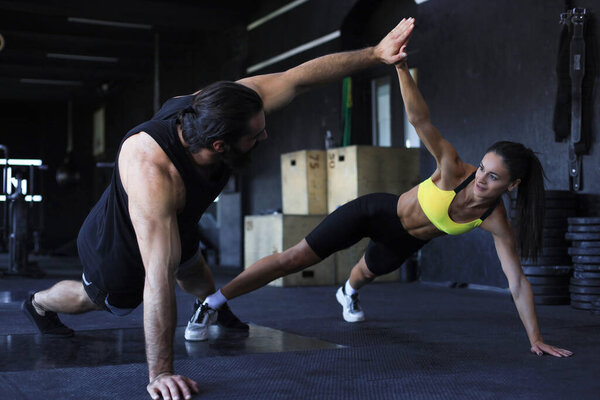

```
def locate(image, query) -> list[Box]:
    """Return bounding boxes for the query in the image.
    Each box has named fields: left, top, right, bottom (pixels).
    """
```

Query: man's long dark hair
left=486, top=141, right=546, bottom=262
left=177, top=81, right=263, bottom=153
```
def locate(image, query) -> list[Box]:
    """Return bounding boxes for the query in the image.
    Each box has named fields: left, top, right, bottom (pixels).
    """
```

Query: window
left=371, top=76, right=392, bottom=147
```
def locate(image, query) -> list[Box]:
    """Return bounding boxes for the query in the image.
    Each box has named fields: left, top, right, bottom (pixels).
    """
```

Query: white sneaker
left=336, top=286, right=365, bottom=323
left=184, top=303, right=217, bottom=341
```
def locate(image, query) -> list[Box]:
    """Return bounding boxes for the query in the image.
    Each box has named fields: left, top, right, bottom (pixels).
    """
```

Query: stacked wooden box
left=244, top=146, right=420, bottom=287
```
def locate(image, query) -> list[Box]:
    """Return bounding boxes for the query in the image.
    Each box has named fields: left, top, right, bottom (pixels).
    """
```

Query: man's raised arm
left=237, top=17, right=415, bottom=113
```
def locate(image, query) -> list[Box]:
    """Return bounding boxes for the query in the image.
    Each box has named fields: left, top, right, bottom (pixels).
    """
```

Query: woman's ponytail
left=486, top=142, right=546, bottom=261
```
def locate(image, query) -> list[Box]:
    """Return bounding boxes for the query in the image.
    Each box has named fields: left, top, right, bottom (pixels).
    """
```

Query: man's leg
left=22, top=280, right=102, bottom=337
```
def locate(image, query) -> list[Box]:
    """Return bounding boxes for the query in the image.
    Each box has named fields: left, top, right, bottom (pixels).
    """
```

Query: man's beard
left=219, top=141, right=259, bottom=171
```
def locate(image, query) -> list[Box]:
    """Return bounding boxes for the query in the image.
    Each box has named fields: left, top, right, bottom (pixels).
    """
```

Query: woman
left=196, top=58, right=572, bottom=358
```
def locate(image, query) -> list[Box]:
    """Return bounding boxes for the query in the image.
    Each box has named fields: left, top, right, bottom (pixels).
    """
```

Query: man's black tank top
left=77, top=95, right=230, bottom=305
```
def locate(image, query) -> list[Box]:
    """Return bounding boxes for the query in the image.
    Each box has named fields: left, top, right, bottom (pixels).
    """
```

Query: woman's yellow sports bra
left=417, top=171, right=499, bottom=235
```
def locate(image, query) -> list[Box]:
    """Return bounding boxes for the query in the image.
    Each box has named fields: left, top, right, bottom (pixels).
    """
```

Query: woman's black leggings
left=305, top=193, right=429, bottom=275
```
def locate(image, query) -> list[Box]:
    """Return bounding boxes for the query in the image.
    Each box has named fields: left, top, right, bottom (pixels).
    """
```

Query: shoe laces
left=190, top=303, right=213, bottom=323
left=349, top=293, right=361, bottom=311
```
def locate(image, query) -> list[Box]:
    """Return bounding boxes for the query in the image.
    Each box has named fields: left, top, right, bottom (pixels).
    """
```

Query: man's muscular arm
left=121, top=133, right=198, bottom=400
left=238, top=18, right=415, bottom=113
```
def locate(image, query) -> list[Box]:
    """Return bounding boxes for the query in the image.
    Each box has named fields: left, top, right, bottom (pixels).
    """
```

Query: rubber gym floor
left=0, top=255, right=598, bottom=400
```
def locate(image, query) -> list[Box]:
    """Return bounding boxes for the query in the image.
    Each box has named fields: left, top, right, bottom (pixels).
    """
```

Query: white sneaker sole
left=336, top=287, right=365, bottom=323
left=184, top=323, right=209, bottom=341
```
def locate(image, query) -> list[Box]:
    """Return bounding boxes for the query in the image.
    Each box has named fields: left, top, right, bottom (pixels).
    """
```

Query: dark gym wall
left=413, top=0, right=600, bottom=287
left=0, top=101, right=94, bottom=251
left=242, top=0, right=418, bottom=214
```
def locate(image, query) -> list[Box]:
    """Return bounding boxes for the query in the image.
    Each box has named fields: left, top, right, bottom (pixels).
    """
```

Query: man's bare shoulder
left=118, top=132, right=182, bottom=198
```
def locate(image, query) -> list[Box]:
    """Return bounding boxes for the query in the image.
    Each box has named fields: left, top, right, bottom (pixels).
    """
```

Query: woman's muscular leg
left=221, top=239, right=321, bottom=300
left=348, top=255, right=377, bottom=290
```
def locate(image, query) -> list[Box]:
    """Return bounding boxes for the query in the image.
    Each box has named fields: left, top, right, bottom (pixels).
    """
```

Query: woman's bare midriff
left=396, top=185, right=443, bottom=241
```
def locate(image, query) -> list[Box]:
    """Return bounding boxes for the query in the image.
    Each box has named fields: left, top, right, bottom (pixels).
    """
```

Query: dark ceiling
left=0, top=0, right=255, bottom=103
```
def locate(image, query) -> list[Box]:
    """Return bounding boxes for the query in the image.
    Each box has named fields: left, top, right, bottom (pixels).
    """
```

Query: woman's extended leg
left=220, top=239, right=321, bottom=300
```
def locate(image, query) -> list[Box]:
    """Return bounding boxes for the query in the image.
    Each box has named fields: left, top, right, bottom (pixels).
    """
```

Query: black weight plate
left=571, top=241, right=600, bottom=248
left=573, top=271, right=600, bottom=280
left=568, top=217, right=600, bottom=225
left=570, top=300, right=593, bottom=310
left=527, top=276, right=569, bottom=285
left=545, top=190, right=576, bottom=199
left=574, top=264, right=600, bottom=272
left=544, top=219, right=569, bottom=229
left=531, top=285, right=570, bottom=295
left=572, top=256, right=600, bottom=264
left=533, top=296, right=570, bottom=305
left=570, top=294, right=600, bottom=302
left=522, top=266, right=572, bottom=276
left=569, top=285, right=600, bottom=294
left=568, top=225, right=600, bottom=233
left=568, top=247, right=600, bottom=256
left=521, top=256, right=571, bottom=265
left=545, top=229, right=568, bottom=239
left=566, top=232, right=600, bottom=241
left=570, top=277, right=600, bottom=287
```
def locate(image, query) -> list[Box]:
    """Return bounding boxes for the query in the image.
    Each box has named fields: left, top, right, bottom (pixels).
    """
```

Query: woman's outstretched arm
left=482, top=208, right=573, bottom=358
left=396, top=61, right=461, bottom=173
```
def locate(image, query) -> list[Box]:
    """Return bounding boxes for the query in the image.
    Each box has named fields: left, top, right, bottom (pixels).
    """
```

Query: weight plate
left=521, top=256, right=571, bottom=265
left=522, top=266, right=572, bottom=276
left=570, top=300, right=593, bottom=310
left=570, top=277, right=600, bottom=287
left=566, top=232, right=600, bottom=241
left=531, top=285, right=570, bottom=295
left=572, top=256, right=600, bottom=264
left=573, top=271, right=600, bottom=280
left=574, top=264, right=600, bottom=272
left=569, top=285, right=600, bottom=294
left=568, top=225, right=600, bottom=233
left=571, top=241, right=600, bottom=248
left=570, top=294, right=600, bottom=302
left=568, top=217, right=600, bottom=225
left=568, top=247, right=600, bottom=256
left=527, top=276, right=569, bottom=285
left=533, top=295, right=570, bottom=305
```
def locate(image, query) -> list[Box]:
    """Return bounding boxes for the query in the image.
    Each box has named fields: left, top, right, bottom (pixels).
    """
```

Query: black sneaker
left=22, top=294, right=74, bottom=337
left=217, top=303, right=249, bottom=331
left=192, top=299, right=249, bottom=331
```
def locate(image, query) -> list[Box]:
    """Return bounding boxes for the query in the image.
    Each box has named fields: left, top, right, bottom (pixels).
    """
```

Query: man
left=22, top=18, right=415, bottom=400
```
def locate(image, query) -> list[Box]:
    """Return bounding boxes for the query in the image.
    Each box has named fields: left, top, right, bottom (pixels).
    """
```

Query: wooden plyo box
left=327, top=146, right=420, bottom=213
left=281, top=150, right=327, bottom=215
left=244, top=214, right=335, bottom=287
left=334, top=239, right=400, bottom=284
